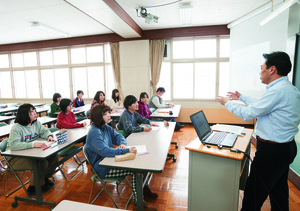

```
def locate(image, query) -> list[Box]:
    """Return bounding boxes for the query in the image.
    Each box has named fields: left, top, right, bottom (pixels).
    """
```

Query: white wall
left=229, top=8, right=290, bottom=98
left=119, top=40, right=151, bottom=100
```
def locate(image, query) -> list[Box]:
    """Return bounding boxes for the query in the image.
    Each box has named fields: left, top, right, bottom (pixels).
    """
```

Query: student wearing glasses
left=7, top=104, right=58, bottom=194
left=56, top=98, right=87, bottom=129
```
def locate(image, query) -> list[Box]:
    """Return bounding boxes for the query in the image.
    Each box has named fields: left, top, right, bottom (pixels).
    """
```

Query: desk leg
left=136, top=173, right=144, bottom=211
left=13, top=159, right=56, bottom=208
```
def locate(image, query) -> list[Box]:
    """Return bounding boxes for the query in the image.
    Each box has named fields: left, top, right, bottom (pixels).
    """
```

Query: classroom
left=1, top=0, right=300, bottom=210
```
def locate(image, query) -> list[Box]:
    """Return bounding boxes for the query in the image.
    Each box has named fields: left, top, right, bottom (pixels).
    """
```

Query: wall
left=119, top=40, right=151, bottom=100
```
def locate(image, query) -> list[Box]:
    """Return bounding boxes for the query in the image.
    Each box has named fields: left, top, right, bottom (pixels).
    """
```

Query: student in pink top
left=137, top=92, right=151, bottom=119
left=57, top=99, right=87, bottom=129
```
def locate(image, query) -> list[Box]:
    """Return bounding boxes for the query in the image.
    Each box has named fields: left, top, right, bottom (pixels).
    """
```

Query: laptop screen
left=190, top=110, right=211, bottom=140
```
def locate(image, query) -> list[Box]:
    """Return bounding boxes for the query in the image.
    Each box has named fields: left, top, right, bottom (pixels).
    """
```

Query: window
left=0, top=44, right=114, bottom=100
left=159, top=36, right=230, bottom=100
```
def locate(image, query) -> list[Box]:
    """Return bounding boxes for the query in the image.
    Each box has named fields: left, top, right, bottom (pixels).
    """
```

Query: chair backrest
left=0, top=138, right=8, bottom=152
left=49, top=127, right=60, bottom=133
left=85, top=109, right=90, bottom=118
left=116, top=130, right=129, bottom=138
left=83, top=145, right=99, bottom=177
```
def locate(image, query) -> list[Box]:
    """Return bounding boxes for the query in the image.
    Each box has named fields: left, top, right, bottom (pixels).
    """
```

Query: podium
left=185, top=128, right=253, bottom=211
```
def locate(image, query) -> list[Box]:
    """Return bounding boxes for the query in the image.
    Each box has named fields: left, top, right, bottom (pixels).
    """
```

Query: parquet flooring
left=1, top=124, right=300, bottom=210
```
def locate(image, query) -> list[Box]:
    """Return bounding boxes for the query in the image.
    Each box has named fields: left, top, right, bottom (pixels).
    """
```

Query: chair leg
left=59, top=155, right=84, bottom=181
left=88, top=177, right=96, bottom=204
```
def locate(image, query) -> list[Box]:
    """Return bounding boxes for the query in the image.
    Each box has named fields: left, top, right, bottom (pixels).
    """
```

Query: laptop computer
left=190, top=110, right=238, bottom=148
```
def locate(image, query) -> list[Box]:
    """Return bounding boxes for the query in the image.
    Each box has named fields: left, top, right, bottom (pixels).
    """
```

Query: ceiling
left=0, top=0, right=277, bottom=45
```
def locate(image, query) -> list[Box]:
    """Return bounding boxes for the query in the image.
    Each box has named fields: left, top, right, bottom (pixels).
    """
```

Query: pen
left=145, top=125, right=151, bottom=127
left=43, top=146, right=51, bottom=151
left=50, top=143, right=58, bottom=148
left=138, top=152, right=149, bottom=156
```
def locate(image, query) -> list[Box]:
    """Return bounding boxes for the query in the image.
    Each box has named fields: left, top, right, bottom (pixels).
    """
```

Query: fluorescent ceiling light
left=31, top=22, right=70, bottom=37
left=179, top=3, right=193, bottom=26
left=260, top=0, right=300, bottom=26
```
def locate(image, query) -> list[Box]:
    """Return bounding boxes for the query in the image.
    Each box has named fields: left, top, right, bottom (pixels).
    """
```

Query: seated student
left=49, top=93, right=61, bottom=117
left=118, top=95, right=158, bottom=135
left=137, top=92, right=151, bottom=119
left=85, top=105, right=157, bottom=210
left=91, top=91, right=117, bottom=113
left=57, top=98, right=87, bottom=129
left=148, top=87, right=184, bottom=131
left=73, top=90, right=85, bottom=108
left=109, top=89, right=124, bottom=109
left=7, top=104, right=58, bottom=194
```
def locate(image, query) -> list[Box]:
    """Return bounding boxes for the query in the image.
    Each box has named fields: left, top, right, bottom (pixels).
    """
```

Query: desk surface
left=99, top=121, right=176, bottom=173
left=185, top=128, right=253, bottom=161
left=150, top=105, right=181, bottom=118
left=1, top=120, right=90, bottom=159
left=53, top=200, right=122, bottom=211
left=110, top=108, right=125, bottom=117
left=0, top=115, right=16, bottom=122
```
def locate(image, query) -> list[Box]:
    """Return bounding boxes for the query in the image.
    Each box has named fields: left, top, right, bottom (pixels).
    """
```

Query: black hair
left=94, top=91, right=105, bottom=104
left=90, top=105, right=111, bottom=128
left=15, top=104, right=36, bottom=126
left=124, top=95, right=138, bottom=109
left=59, top=98, right=72, bottom=113
left=52, top=93, right=61, bottom=103
left=263, top=51, right=292, bottom=76
left=139, top=92, right=149, bottom=101
left=77, top=90, right=84, bottom=96
left=156, top=87, right=165, bottom=93
left=112, top=89, right=120, bottom=103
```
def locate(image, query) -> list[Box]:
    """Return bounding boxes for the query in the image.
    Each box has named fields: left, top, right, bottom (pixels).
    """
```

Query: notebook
left=190, top=110, right=238, bottom=147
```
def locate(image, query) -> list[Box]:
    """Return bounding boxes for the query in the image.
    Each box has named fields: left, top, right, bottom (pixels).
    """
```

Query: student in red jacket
left=57, top=99, right=87, bottom=129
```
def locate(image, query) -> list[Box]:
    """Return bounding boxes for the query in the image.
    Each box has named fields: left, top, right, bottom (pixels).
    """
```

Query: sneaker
left=143, top=184, right=158, bottom=199
left=27, top=184, right=50, bottom=195
left=45, top=178, right=55, bottom=187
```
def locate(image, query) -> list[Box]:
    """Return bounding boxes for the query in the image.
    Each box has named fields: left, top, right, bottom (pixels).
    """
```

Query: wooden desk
left=99, top=121, right=176, bottom=211
left=53, top=200, right=122, bottom=211
left=150, top=105, right=181, bottom=119
left=185, top=128, right=253, bottom=211
left=1, top=120, right=90, bottom=208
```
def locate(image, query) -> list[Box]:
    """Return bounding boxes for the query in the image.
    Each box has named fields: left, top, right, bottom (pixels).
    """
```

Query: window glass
left=173, top=40, right=193, bottom=59
left=87, top=46, right=103, bottom=63
left=53, top=49, right=68, bottom=65
left=87, top=66, right=104, bottom=98
left=40, top=51, right=53, bottom=66
left=157, top=62, right=171, bottom=100
left=195, top=39, right=216, bottom=58
left=105, top=44, right=111, bottom=63
left=173, top=63, right=193, bottom=99
left=71, top=48, right=86, bottom=64
left=220, top=39, right=230, bottom=57
left=24, top=52, right=37, bottom=67
left=194, top=63, right=216, bottom=99
left=41, top=69, right=55, bottom=98
left=72, top=67, right=87, bottom=97
left=0, top=71, right=12, bottom=98
left=219, top=62, right=230, bottom=96
left=25, top=70, right=39, bottom=98
left=11, top=53, right=23, bottom=67
left=0, top=54, right=9, bottom=68
left=55, top=68, right=70, bottom=98
left=13, top=71, right=26, bottom=98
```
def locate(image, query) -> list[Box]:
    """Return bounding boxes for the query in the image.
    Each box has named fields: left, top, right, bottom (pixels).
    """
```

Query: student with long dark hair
left=7, top=104, right=58, bottom=194
left=137, top=92, right=151, bottom=119
left=56, top=98, right=87, bottom=129
left=85, top=105, right=157, bottom=210
left=91, top=91, right=106, bottom=110
left=49, top=93, right=61, bottom=117
left=109, top=89, right=123, bottom=109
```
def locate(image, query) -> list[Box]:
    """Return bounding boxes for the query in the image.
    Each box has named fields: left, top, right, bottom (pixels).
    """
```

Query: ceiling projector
left=137, top=7, right=159, bottom=24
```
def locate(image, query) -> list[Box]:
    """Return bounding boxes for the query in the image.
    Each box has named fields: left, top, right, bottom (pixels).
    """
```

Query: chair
left=0, top=139, right=32, bottom=198
left=115, top=123, right=129, bottom=138
left=49, top=128, right=84, bottom=181
left=83, top=145, right=133, bottom=209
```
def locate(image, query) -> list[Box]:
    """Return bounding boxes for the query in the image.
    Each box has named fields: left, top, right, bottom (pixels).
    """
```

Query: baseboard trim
left=289, top=168, right=300, bottom=190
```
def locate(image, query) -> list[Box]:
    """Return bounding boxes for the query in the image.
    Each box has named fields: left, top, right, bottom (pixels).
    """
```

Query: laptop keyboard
left=206, top=132, right=228, bottom=145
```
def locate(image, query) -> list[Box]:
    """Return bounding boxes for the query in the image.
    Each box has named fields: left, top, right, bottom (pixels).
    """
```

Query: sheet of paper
left=127, top=145, right=147, bottom=154
left=211, top=124, right=244, bottom=135
left=140, top=124, right=160, bottom=131
left=31, top=140, right=57, bottom=147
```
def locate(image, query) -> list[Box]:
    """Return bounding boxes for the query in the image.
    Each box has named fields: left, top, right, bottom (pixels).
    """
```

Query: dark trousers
left=241, top=139, right=297, bottom=211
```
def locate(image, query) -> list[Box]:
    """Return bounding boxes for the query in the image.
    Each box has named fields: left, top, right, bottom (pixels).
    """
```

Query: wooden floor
left=1, top=124, right=300, bottom=210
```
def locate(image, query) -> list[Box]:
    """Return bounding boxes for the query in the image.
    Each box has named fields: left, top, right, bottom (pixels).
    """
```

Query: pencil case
left=56, top=130, right=68, bottom=144
left=115, top=153, right=135, bottom=162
